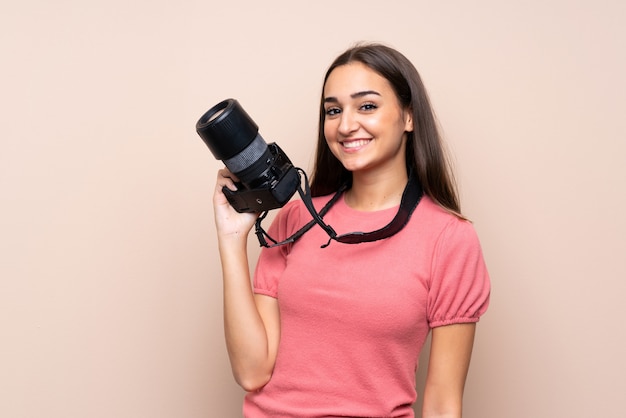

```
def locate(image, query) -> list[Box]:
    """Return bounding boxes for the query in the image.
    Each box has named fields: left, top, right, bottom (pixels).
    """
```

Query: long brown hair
left=309, top=43, right=462, bottom=215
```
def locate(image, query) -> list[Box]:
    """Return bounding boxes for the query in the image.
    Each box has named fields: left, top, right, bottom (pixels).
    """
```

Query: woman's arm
left=214, top=168, right=281, bottom=392
left=421, top=323, right=476, bottom=418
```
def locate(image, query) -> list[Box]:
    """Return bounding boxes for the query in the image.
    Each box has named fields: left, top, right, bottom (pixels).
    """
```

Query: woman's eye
left=360, top=102, right=377, bottom=111
left=325, top=107, right=341, bottom=116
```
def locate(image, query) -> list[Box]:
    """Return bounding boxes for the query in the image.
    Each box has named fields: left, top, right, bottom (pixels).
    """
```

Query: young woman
left=213, top=43, right=490, bottom=418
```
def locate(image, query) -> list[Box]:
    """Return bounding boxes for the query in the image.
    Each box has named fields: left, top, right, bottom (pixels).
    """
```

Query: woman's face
left=322, top=62, right=413, bottom=176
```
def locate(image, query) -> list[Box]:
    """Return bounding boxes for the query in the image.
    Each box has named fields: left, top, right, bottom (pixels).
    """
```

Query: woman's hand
left=213, top=168, right=259, bottom=241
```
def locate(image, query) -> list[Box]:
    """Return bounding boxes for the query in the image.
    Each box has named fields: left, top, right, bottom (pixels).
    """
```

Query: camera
left=196, top=99, right=300, bottom=213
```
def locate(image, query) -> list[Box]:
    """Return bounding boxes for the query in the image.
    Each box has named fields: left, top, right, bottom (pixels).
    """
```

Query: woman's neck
left=344, top=167, right=408, bottom=212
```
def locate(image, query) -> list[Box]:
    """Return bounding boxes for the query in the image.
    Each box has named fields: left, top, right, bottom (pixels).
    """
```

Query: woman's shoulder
left=414, top=196, right=478, bottom=238
left=272, top=194, right=335, bottom=230
left=417, top=196, right=464, bottom=222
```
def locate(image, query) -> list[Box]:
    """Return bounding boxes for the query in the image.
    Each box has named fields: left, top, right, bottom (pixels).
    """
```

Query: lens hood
left=196, top=99, right=259, bottom=161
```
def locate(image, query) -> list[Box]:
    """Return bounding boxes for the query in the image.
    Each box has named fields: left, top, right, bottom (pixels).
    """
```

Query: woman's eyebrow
left=351, top=90, right=381, bottom=98
left=324, top=90, right=381, bottom=103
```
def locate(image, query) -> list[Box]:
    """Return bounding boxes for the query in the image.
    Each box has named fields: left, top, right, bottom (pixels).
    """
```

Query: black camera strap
left=254, top=168, right=423, bottom=248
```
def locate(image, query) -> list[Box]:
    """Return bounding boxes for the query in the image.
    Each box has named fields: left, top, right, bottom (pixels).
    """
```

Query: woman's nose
left=338, top=110, right=358, bottom=135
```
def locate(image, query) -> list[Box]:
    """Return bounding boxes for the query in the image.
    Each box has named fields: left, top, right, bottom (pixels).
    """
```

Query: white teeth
left=342, top=139, right=370, bottom=148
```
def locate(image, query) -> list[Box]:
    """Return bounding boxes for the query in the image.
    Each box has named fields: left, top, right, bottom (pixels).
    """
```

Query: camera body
left=222, top=142, right=299, bottom=213
left=196, top=99, right=299, bottom=213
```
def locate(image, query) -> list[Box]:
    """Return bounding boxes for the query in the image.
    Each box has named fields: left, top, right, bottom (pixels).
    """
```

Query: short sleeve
left=252, top=200, right=302, bottom=298
left=427, top=218, right=491, bottom=328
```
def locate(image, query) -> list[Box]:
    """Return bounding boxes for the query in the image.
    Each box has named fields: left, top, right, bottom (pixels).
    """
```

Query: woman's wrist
left=218, top=231, right=249, bottom=253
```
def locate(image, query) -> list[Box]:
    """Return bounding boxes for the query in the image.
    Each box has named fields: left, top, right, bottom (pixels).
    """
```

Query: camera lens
left=196, top=99, right=273, bottom=188
left=207, top=107, right=226, bottom=123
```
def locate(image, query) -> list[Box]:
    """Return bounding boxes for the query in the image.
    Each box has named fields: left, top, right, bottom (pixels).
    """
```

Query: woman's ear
left=404, top=109, right=414, bottom=133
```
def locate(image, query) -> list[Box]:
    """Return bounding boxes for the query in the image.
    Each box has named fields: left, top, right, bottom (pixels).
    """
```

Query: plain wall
left=1, top=1, right=625, bottom=417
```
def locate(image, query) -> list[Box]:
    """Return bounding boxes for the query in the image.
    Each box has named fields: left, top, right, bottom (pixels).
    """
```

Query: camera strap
left=254, top=168, right=423, bottom=248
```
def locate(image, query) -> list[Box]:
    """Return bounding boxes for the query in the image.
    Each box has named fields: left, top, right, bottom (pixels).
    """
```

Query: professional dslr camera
left=196, top=99, right=300, bottom=213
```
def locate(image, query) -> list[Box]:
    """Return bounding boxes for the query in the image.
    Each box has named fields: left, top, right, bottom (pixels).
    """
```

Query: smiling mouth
left=341, top=139, right=371, bottom=149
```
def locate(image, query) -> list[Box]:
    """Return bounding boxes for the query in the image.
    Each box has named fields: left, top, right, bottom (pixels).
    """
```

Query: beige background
left=1, top=1, right=625, bottom=417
